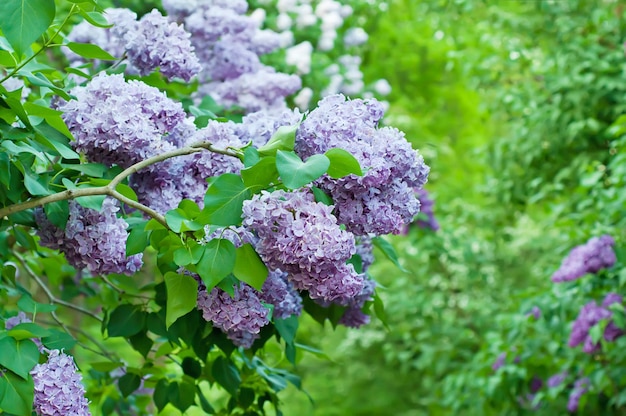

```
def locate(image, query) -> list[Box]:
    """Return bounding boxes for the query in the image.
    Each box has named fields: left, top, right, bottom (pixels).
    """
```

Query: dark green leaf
left=232, top=243, right=268, bottom=291
left=89, top=361, right=123, bottom=372
left=129, top=331, right=153, bottom=358
left=126, top=226, right=150, bottom=256
left=197, top=239, right=236, bottom=290
left=372, top=236, right=408, bottom=272
left=107, top=304, right=146, bottom=337
left=200, top=174, right=250, bottom=226
left=0, top=152, right=10, bottom=187
left=182, top=357, right=202, bottom=378
left=154, top=379, right=169, bottom=412
left=0, top=370, right=34, bottom=415
left=0, top=0, right=55, bottom=57
left=241, top=157, right=279, bottom=191
left=66, top=42, right=116, bottom=60
left=274, top=315, right=298, bottom=344
left=44, top=200, right=69, bottom=229
left=118, top=373, right=141, bottom=397
left=276, top=150, right=330, bottom=189
left=164, top=272, right=198, bottom=329
left=0, top=337, right=39, bottom=379
left=212, top=356, right=241, bottom=396
left=311, top=187, right=333, bottom=205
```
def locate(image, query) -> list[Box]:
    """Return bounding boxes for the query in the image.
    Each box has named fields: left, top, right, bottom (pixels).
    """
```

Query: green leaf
left=196, top=239, right=236, bottom=290
left=60, top=162, right=107, bottom=177
left=90, top=361, right=123, bottom=372
left=372, top=236, right=408, bottom=273
left=126, top=226, right=150, bottom=256
left=241, top=156, right=279, bottom=191
left=274, top=315, right=298, bottom=344
left=79, top=9, right=112, bottom=28
left=44, top=200, right=69, bottom=229
left=372, top=293, right=389, bottom=330
left=75, top=195, right=106, bottom=211
left=164, top=272, right=199, bottom=329
left=311, top=186, right=333, bottom=205
left=30, top=107, right=75, bottom=142
left=165, top=208, right=203, bottom=233
left=200, top=174, right=250, bottom=226
left=257, top=124, right=299, bottom=156
left=182, top=357, right=202, bottom=379
left=243, top=146, right=260, bottom=167
left=66, top=42, right=116, bottom=60
left=0, top=337, right=39, bottom=379
left=7, top=323, right=51, bottom=340
left=232, top=243, right=268, bottom=291
left=171, top=380, right=196, bottom=413
left=0, top=152, right=10, bottom=187
left=118, top=373, right=141, bottom=397
left=0, top=0, right=55, bottom=57
left=325, top=148, right=363, bottom=178
left=173, top=240, right=204, bottom=267
left=153, top=379, right=169, bottom=412
left=17, top=294, right=56, bottom=313
left=23, top=169, right=49, bottom=196
left=107, top=304, right=146, bottom=337
left=276, top=150, right=330, bottom=189
left=212, top=356, right=241, bottom=396
left=129, top=331, right=153, bottom=358
left=0, top=370, right=34, bottom=415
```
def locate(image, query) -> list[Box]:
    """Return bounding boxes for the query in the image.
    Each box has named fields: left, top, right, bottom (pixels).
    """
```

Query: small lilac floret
left=568, top=293, right=624, bottom=353
left=567, top=378, right=589, bottom=413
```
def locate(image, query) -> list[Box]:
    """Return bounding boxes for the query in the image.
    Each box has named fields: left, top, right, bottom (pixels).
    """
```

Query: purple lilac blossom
left=354, top=236, right=374, bottom=273
left=60, top=73, right=184, bottom=168
left=36, top=198, right=143, bottom=276
left=201, top=69, right=302, bottom=112
left=197, top=282, right=269, bottom=347
left=551, top=235, right=616, bottom=282
left=124, top=9, right=201, bottom=81
left=567, top=378, right=589, bottom=413
left=492, top=352, right=506, bottom=372
left=259, top=269, right=303, bottom=319
left=236, top=108, right=303, bottom=147
left=547, top=372, right=568, bottom=388
left=31, top=349, right=91, bottom=416
left=526, top=306, right=541, bottom=320
left=568, top=293, right=624, bottom=353
left=339, top=278, right=376, bottom=328
left=242, top=189, right=364, bottom=304
left=415, top=189, right=440, bottom=231
left=295, top=94, right=430, bottom=235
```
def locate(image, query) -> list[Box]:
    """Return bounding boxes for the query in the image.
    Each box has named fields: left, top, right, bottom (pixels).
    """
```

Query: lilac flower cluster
left=197, top=281, right=269, bottom=348
left=65, top=8, right=200, bottom=81
left=236, top=108, right=303, bottom=147
left=259, top=269, right=303, bottom=320
left=547, top=372, right=568, bottom=388
left=60, top=73, right=185, bottom=168
left=295, top=94, right=430, bottom=235
left=124, top=9, right=201, bottom=81
left=164, top=1, right=301, bottom=111
left=568, top=293, right=624, bottom=353
left=567, top=378, right=589, bottom=413
left=36, top=198, right=143, bottom=276
left=551, top=235, right=616, bottom=282
left=31, top=349, right=91, bottom=416
left=354, top=236, right=374, bottom=273
left=415, top=189, right=440, bottom=231
left=242, top=189, right=364, bottom=304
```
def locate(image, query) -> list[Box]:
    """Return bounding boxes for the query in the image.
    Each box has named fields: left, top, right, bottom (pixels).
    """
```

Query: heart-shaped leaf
left=276, top=150, right=330, bottom=189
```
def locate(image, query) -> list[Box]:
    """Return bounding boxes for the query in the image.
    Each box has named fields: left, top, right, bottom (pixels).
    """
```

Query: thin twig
left=14, top=253, right=103, bottom=322
left=0, top=142, right=240, bottom=224
left=101, top=275, right=153, bottom=300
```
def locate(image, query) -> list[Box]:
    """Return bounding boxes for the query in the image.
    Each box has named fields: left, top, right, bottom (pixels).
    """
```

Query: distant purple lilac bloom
left=242, top=189, right=364, bottom=304
left=36, top=198, right=143, bottom=276
left=415, top=189, right=440, bottom=231
left=31, top=350, right=91, bottom=416
left=547, top=372, right=568, bottom=388
left=124, top=9, right=201, bottom=81
left=295, top=94, right=430, bottom=235
left=60, top=73, right=185, bottom=168
left=567, top=378, right=589, bottom=413
left=568, top=293, right=624, bottom=353
left=526, top=306, right=541, bottom=320
left=492, top=352, right=507, bottom=372
left=551, top=235, right=616, bottom=283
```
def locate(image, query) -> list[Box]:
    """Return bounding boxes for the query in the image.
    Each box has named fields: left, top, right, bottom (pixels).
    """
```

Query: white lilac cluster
left=31, top=350, right=91, bottom=416
left=568, top=293, right=624, bottom=354
left=296, top=94, right=430, bottom=235
left=242, top=189, right=364, bottom=304
left=65, top=8, right=200, bottom=81
left=163, top=0, right=301, bottom=112
left=36, top=198, right=143, bottom=276
left=60, top=73, right=185, bottom=168
left=551, top=235, right=617, bottom=282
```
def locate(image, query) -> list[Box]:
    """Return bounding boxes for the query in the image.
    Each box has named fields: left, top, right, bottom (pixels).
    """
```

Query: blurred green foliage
left=280, top=0, right=626, bottom=414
